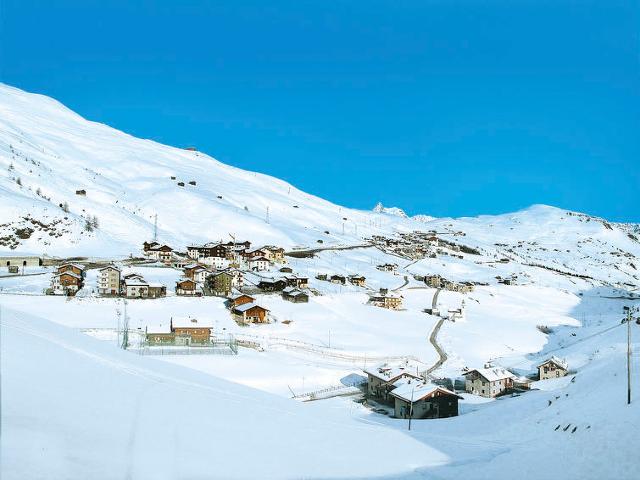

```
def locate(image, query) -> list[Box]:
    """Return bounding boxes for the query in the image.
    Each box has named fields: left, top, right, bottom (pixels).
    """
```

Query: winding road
left=425, top=288, right=448, bottom=377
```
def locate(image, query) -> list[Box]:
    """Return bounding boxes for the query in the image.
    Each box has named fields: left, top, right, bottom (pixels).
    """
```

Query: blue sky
left=1, top=1, right=638, bottom=221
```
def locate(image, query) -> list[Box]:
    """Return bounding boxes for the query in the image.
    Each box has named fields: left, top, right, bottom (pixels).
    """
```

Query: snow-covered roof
left=464, top=367, right=515, bottom=382
left=60, top=262, right=85, bottom=270
left=283, top=287, right=306, bottom=296
left=54, top=271, right=82, bottom=280
left=147, top=282, right=165, bottom=288
left=99, top=265, right=121, bottom=272
left=125, top=277, right=148, bottom=286
left=364, top=362, right=422, bottom=383
left=250, top=257, right=270, bottom=262
left=389, top=380, right=459, bottom=403
left=233, top=302, right=268, bottom=313
left=171, top=317, right=214, bottom=329
left=230, top=292, right=254, bottom=300
left=538, top=356, right=568, bottom=370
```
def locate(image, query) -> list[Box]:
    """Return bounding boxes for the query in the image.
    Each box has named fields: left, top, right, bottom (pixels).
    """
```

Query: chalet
left=147, top=283, right=167, bottom=298
left=348, top=275, right=366, bottom=287
left=315, top=273, right=328, bottom=281
left=463, top=366, right=515, bottom=398
left=279, top=266, right=293, bottom=273
left=376, top=263, right=397, bottom=273
left=282, top=287, right=309, bottom=303
left=183, top=264, right=204, bottom=280
left=51, top=271, right=83, bottom=295
left=143, top=241, right=160, bottom=252
left=223, top=268, right=244, bottom=288
left=98, top=265, right=121, bottom=296
left=256, top=278, right=287, bottom=292
left=262, top=246, right=285, bottom=263
left=390, top=380, right=461, bottom=419
left=284, top=276, right=309, bottom=289
left=123, top=276, right=149, bottom=298
left=538, top=357, right=568, bottom=380
left=176, top=279, right=202, bottom=296
left=207, top=271, right=234, bottom=296
left=232, top=303, right=269, bottom=324
left=146, top=244, right=173, bottom=262
left=248, top=257, right=271, bottom=272
left=75, top=189, right=86, bottom=196
left=229, top=293, right=255, bottom=308
left=369, top=291, right=403, bottom=310
left=188, top=265, right=210, bottom=283
left=364, top=362, right=422, bottom=403
left=243, top=248, right=267, bottom=260
left=424, top=275, right=443, bottom=288
left=57, top=263, right=85, bottom=277
left=330, top=274, right=346, bottom=285
left=187, top=243, right=229, bottom=261
left=171, top=317, right=213, bottom=345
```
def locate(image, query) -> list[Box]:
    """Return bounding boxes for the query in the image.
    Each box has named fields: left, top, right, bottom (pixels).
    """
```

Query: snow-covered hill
left=0, top=84, right=420, bottom=256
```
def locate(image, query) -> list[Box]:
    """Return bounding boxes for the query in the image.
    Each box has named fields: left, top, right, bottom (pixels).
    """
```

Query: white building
left=248, top=257, right=271, bottom=272
left=98, top=265, right=121, bottom=296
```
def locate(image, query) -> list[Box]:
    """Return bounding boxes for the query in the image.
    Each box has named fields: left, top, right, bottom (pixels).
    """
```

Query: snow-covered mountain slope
left=1, top=307, right=445, bottom=479
left=0, top=84, right=420, bottom=256
left=407, top=204, right=640, bottom=288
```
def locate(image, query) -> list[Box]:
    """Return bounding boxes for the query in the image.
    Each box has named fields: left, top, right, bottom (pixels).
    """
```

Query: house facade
left=98, top=266, right=121, bottom=295
left=176, top=279, right=202, bottom=296
left=232, top=303, right=269, bottom=324
left=282, top=287, right=309, bottom=303
left=364, top=363, right=422, bottom=404
left=538, top=357, right=568, bottom=380
left=390, top=382, right=460, bottom=419
left=464, top=367, right=515, bottom=397
left=51, top=271, right=83, bottom=295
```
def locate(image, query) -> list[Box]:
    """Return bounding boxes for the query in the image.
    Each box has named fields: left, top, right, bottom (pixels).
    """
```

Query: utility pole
left=122, top=299, right=129, bottom=350
left=624, top=306, right=632, bottom=404
left=153, top=213, right=158, bottom=242
left=408, top=385, right=415, bottom=431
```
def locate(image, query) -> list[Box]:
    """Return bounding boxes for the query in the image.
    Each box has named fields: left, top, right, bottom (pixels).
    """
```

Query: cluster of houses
left=186, top=241, right=284, bottom=270
left=364, top=356, right=570, bottom=420
left=49, top=263, right=86, bottom=295
left=423, top=274, right=475, bottom=293
left=369, top=230, right=477, bottom=261
left=368, top=288, right=403, bottom=310
left=364, top=362, right=460, bottom=419
left=142, top=242, right=174, bottom=262
left=97, top=266, right=167, bottom=298
left=314, top=273, right=366, bottom=287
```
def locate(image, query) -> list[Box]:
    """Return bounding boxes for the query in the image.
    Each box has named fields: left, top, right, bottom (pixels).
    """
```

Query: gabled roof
left=538, top=356, right=568, bottom=370
left=233, top=302, right=269, bottom=313
left=231, top=293, right=254, bottom=301
left=124, top=277, right=148, bottom=286
left=363, top=362, right=422, bottom=384
left=54, top=271, right=82, bottom=280
left=283, top=287, right=307, bottom=296
left=99, top=265, right=121, bottom=272
left=60, top=262, right=85, bottom=271
left=250, top=256, right=270, bottom=262
left=464, top=367, right=515, bottom=383
left=389, top=380, right=461, bottom=403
